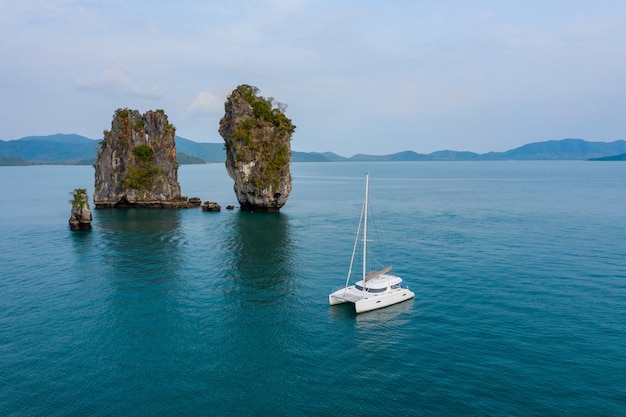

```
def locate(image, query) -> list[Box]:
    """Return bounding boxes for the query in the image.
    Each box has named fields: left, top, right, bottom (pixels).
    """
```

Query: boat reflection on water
left=329, top=295, right=415, bottom=324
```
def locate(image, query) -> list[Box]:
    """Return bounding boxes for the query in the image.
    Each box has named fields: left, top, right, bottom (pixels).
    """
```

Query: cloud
left=76, top=68, right=163, bottom=99
left=187, top=91, right=224, bottom=115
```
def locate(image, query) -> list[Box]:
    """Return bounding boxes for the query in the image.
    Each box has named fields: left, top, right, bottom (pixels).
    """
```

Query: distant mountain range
left=1, top=134, right=625, bottom=166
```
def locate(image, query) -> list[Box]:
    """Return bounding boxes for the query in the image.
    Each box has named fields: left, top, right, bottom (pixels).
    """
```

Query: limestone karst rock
left=219, top=85, right=296, bottom=212
left=69, top=188, right=92, bottom=230
left=94, top=108, right=199, bottom=208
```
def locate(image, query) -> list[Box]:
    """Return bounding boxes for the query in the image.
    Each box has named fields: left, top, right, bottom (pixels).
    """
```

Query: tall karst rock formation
left=219, top=85, right=296, bottom=212
left=94, top=108, right=198, bottom=208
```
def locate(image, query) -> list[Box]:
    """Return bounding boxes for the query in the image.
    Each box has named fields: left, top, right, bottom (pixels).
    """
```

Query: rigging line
left=344, top=196, right=366, bottom=291
left=365, top=186, right=391, bottom=269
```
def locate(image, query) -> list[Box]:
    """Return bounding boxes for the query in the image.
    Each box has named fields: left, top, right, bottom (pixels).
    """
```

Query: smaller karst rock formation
left=219, top=84, right=296, bottom=212
left=94, top=108, right=200, bottom=208
left=69, top=188, right=92, bottom=230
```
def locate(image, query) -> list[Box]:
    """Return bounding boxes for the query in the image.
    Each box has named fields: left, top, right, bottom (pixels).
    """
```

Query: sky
left=2, top=0, right=626, bottom=156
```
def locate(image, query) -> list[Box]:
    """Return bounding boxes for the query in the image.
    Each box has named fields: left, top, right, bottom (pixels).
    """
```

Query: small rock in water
left=68, top=188, right=92, bottom=230
left=201, top=201, right=221, bottom=212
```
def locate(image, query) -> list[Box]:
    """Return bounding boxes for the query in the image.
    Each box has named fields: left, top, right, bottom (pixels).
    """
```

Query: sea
left=1, top=161, right=625, bottom=416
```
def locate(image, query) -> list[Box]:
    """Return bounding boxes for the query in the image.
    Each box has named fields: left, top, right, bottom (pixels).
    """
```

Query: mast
left=363, top=173, right=369, bottom=287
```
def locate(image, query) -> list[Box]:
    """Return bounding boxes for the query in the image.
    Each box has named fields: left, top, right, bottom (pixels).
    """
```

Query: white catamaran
left=329, top=173, right=414, bottom=313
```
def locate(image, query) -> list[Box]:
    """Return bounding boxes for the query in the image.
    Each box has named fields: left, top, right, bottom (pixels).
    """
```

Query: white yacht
left=329, top=174, right=414, bottom=313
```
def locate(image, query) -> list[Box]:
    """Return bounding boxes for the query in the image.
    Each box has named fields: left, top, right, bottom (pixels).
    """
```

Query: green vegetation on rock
left=232, top=118, right=255, bottom=146
left=133, top=119, right=145, bottom=133
left=115, top=108, right=130, bottom=119
left=132, top=144, right=154, bottom=163
left=69, top=188, right=89, bottom=208
left=235, top=84, right=296, bottom=135
left=126, top=144, right=162, bottom=190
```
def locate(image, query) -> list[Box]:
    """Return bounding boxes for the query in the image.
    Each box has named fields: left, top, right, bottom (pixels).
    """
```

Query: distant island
left=1, top=134, right=625, bottom=166
left=588, top=153, right=626, bottom=161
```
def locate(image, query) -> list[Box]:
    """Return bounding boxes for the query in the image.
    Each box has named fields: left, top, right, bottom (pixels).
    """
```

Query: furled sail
left=364, top=266, right=392, bottom=282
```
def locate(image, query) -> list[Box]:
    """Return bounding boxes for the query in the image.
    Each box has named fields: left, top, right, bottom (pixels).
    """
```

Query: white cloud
left=76, top=68, right=163, bottom=99
left=187, top=91, right=224, bottom=115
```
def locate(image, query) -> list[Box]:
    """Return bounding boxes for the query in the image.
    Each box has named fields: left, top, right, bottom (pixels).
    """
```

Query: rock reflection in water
left=222, top=211, right=296, bottom=304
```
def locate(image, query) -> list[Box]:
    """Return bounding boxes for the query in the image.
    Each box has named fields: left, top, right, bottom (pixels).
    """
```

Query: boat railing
left=331, top=285, right=350, bottom=294
left=331, top=286, right=363, bottom=303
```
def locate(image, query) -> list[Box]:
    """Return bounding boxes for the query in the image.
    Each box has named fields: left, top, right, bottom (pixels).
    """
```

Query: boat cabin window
left=355, top=284, right=387, bottom=293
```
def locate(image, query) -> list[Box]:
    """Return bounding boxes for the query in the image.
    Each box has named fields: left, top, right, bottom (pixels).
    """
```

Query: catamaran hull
left=328, top=290, right=361, bottom=306
left=329, top=289, right=415, bottom=313
left=355, top=289, right=414, bottom=313
left=329, top=294, right=345, bottom=306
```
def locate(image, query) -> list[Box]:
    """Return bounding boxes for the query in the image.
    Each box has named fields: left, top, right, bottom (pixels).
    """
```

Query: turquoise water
left=1, top=162, right=625, bottom=416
